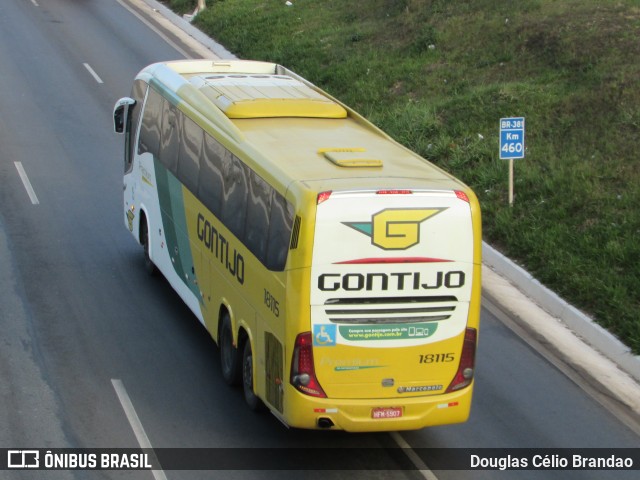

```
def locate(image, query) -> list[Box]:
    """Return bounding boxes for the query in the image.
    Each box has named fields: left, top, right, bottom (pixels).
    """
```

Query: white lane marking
left=114, top=0, right=191, bottom=59
left=389, top=431, right=439, bottom=480
left=111, top=379, right=168, bottom=480
left=83, top=63, right=104, bottom=84
left=30, top=0, right=40, bottom=7
left=14, top=162, right=39, bottom=205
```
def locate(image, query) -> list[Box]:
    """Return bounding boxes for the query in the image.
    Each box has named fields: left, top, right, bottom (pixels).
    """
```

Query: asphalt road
left=0, top=0, right=637, bottom=479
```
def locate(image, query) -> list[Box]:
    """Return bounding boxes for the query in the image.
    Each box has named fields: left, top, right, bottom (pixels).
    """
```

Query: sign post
left=499, top=117, right=525, bottom=206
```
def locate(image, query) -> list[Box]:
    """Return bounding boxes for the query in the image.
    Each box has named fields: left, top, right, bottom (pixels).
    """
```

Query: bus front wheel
left=242, top=340, right=264, bottom=411
left=141, top=220, right=157, bottom=276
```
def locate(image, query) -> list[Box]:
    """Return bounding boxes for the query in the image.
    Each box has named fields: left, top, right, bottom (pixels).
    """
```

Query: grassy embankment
left=165, top=0, right=640, bottom=354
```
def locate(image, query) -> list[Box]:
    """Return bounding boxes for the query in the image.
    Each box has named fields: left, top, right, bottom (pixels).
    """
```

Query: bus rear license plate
left=371, top=407, right=402, bottom=419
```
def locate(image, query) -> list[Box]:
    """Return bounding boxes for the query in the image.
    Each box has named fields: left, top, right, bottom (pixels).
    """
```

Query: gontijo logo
left=343, top=208, right=446, bottom=250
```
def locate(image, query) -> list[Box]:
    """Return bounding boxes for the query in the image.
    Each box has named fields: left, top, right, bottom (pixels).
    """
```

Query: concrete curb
left=138, top=0, right=237, bottom=60
left=483, top=242, right=640, bottom=384
left=482, top=264, right=640, bottom=420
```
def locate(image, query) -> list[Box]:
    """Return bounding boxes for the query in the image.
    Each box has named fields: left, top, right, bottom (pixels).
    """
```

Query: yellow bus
left=113, top=60, right=481, bottom=432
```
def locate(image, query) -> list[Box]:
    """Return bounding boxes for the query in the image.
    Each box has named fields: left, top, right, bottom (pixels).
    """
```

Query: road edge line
left=111, top=379, right=168, bottom=480
left=389, top=431, right=439, bottom=480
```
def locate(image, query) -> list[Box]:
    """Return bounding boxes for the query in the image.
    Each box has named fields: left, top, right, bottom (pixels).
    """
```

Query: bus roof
left=189, top=73, right=348, bottom=119
left=138, top=60, right=467, bottom=194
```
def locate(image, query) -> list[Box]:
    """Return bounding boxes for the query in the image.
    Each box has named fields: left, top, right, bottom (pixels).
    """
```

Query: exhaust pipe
left=317, top=417, right=335, bottom=429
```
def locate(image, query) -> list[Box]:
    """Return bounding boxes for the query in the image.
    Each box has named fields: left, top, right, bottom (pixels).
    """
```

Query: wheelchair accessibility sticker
left=313, top=324, right=337, bottom=347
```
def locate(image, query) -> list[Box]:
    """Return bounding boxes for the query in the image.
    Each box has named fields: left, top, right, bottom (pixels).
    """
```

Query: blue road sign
left=500, top=117, right=525, bottom=159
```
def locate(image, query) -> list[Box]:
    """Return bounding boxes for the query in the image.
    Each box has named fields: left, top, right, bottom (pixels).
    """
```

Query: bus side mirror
left=113, top=97, right=136, bottom=134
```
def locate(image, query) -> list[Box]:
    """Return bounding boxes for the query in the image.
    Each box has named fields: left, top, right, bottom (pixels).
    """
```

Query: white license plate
left=371, top=407, right=403, bottom=419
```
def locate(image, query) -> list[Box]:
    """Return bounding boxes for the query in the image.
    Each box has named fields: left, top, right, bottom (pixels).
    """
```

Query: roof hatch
left=319, top=148, right=383, bottom=168
left=190, top=74, right=347, bottom=119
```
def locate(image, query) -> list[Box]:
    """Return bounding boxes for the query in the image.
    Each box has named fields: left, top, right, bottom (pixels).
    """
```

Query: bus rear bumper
left=282, top=385, right=474, bottom=432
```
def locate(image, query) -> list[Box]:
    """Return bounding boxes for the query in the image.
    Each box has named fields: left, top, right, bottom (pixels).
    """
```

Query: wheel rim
left=221, top=327, right=232, bottom=371
left=143, top=225, right=154, bottom=272
left=243, top=350, right=253, bottom=391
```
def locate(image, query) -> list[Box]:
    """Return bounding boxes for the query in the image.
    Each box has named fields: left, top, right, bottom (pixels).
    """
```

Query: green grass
left=166, top=0, right=640, bottom=353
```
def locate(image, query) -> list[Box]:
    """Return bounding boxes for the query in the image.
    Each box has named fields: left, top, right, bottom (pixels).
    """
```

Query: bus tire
left=242, top=340, right=264, bottom=412
left=141, top=220, right=157, bottom=276
left=219, top=314, right=241, bottom=386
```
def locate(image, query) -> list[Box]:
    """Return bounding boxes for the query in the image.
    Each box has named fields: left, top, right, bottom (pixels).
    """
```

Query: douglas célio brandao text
left=470, top=453, right=635, bottom=470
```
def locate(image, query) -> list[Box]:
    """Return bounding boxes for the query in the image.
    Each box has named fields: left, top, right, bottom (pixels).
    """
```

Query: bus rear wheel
left=219, top=314, right=241, bottom=386
left=242, top=340, right=264, bottom=411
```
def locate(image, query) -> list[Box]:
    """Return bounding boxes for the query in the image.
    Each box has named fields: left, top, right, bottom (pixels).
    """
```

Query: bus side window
left=158, top=100, right=180, bottom=175
left=265, top=192, right=294, bottom=271
left=177, top=115, right=202, bottom=194
left=199, top=134, right=225, bottom=217
left=221, top=153, right=248, bottom=240
left=138, top=87, right=162, bottom=158
left=245, top=171, right=272, bottom=264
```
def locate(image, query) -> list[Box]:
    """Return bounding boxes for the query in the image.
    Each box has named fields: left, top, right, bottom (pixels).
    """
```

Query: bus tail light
left=445, top=327, right=477, bottom=393
left=290, top=332, right=326, bottom=398
left=455, top=190, right=470, bottom=203
left=317, top=191, right=332, bottom=204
